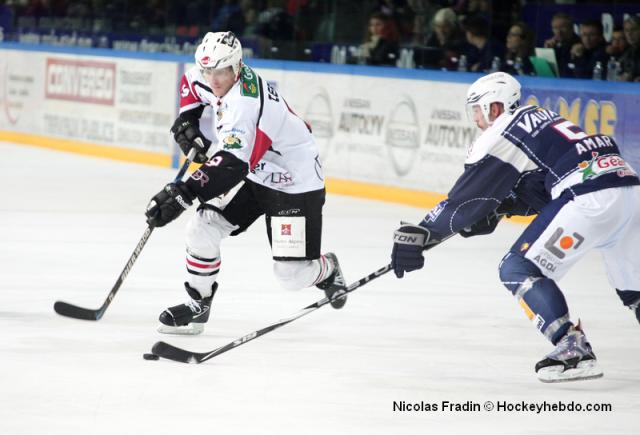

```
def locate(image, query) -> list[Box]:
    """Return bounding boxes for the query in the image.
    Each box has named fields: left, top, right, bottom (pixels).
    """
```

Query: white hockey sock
left=273, top=257, right=335, bottom=291
left=312, top=254, right=335, bottom=286
left=186, top=251, right=220, bottom=297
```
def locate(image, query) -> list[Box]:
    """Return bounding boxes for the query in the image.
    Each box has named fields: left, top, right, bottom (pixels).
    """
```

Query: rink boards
left=1, top=42, right=639, bottom=209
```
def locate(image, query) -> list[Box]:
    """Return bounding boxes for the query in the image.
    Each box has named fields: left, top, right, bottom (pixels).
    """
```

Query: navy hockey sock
left=500, top=252, right=572, bottom=344
left=616, top=289, right=640, bottom=324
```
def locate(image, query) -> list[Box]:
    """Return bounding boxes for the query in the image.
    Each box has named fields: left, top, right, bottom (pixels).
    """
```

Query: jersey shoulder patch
left=240, top=65, right=260, bottom=98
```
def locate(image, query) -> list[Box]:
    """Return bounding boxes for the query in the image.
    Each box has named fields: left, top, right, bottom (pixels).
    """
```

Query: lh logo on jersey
left=181, top=84, right=190, bottom=98
left=281, top=224, right=292, bottom=236
left=222, top=134, right=242, bottom=150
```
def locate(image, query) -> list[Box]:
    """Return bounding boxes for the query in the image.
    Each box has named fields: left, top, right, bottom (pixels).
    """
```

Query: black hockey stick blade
left=54, top=225, right=155, bottom=320
left=150, top=264, right=392, bottom=364
left=54, top=149, right=198, bottom=321
left=54, top=301, right=105, bottom=321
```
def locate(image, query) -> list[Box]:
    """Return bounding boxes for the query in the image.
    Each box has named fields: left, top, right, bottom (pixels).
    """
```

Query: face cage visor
left=465, top=102, right=490, bottom=126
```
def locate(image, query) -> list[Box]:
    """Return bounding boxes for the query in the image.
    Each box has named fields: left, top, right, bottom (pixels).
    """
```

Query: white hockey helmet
left=466, top=72, right=521, bottom=125
left=195, top=31, right=243, bottom=77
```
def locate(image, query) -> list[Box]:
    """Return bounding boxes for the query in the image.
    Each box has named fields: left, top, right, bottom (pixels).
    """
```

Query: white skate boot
left=535, top=322, right=603, bottom=383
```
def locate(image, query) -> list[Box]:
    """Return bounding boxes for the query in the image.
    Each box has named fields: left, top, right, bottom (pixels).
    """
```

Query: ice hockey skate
left=316, top=253, right=348, bottom=309
left=158, top=282, right=218, bottom=335
left=535, top=322, right=603, bottom=383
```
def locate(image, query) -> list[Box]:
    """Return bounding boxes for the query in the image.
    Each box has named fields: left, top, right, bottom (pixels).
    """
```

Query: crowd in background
left=0, top=0, right=639, bottom=81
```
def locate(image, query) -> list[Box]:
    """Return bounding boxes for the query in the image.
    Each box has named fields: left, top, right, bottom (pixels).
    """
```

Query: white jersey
left=179, top=64, right=324, bottom=194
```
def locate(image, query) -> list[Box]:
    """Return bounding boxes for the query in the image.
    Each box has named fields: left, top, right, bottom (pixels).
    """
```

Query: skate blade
left=537, top=359, right=604, bottom=383
left=157, top=323, right=205, bottom=335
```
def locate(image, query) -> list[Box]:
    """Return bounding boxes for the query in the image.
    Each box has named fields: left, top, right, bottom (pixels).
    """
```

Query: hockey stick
left=151, top=264, right=393, bottom=363
left=54, top=149, right=197, bottom=321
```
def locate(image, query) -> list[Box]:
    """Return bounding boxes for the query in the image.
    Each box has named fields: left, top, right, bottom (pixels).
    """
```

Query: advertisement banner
left=521, top=82, right=640, bottom=171
left=257, top=68, right=476, bottom=194
left=0, top=49, right=178, bottom=153
left=2, top=45, right=639, bottom=196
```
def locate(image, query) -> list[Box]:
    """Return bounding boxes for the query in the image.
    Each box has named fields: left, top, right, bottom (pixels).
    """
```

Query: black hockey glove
left=171, top=117, right=212, bottom=164
left=145, top=182, right=195, bottom=228
left=459, top=211, right=504, bottom=238
left=391, top=223, right=430, bottom=278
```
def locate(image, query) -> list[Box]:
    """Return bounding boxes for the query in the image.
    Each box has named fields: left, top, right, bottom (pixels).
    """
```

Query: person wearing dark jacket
left=570, top=20, right=608, bottom=79
left=361, top=12, right=400, bottom=66
left=544, top=12, right=581, bottom=78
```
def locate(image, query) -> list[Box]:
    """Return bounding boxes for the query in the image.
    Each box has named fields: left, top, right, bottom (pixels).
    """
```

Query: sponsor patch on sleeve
left=424, top=200, right=448, bottom=223
left=240, top=66, right=259, bottom=98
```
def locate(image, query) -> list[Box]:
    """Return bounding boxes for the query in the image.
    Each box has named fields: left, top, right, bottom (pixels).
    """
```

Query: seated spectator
left=544, top=12, right=580, bottom=78
left=255, top=2, right=294, bottom=41
left=211, top=0, right=245, bottom=35
left=619, top=15, right=640, bottom=82
left=606, top=25, right=628, bottom=61
left=569, top=19, right=608, bottom=79
left=503, top=21, right=535, bottom=76
left=371, top=0, right=415, bottom=42
left=425, top=7, right=469, bottom=70
left=240, top=0, right=259, bottom=38
left=0, top=0, right=13, bottom=34
left=360, top=12, right=399, bottom=66
left=462, top=14, right=504, bottom=72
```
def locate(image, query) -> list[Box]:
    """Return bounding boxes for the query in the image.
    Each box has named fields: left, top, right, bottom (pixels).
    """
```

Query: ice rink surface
left=1, top=142, right=638, bottom=434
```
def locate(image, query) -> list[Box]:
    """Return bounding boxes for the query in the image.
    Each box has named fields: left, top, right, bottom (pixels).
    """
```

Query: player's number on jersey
left=267, top=83, right=279, bottom=102
left=552, top=120, right=588, bottom=141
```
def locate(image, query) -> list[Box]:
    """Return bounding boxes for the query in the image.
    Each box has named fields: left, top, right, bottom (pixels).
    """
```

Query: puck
left=143, top=353, right=160, bottom=361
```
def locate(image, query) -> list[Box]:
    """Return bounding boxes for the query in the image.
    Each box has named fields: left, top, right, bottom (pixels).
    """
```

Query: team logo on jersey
left=577, top=152, right=635, bottom=181
left=222, top=134, right=242, bottom=150
left=240, top=66, right=259, bottom=98
left=181, top=84, right=190, bottom=98
left=280, top=224, right=292, bottom=236
left=520, top=242, right=530, bottom=252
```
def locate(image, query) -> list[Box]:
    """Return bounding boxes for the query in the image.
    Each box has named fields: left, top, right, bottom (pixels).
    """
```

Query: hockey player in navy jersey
left=144, top=31, right=347, bottom=335
left=391, top=72, right=640, bottom=382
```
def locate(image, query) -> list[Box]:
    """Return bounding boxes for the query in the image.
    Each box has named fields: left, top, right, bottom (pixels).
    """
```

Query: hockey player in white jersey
left=145, top=31, right=347, bottom=335
left=391, top=72, right=640, bottom=382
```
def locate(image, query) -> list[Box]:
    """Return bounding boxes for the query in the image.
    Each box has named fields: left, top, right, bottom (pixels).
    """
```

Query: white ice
left=1, top=142, right=638, bottom=435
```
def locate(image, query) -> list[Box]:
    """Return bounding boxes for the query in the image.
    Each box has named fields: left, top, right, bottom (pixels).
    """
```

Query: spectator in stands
left=360, top=11, right=399, bottom=66
left=463, top=14, right=504, bottom=72
left=370, top=0, right=415, bottom=42
left=569, top=19, right=608, bottom=79
left=67, top=0, right=91, bottom=19
left=406, top=0, right=440, bottom=45
left=544, top=12, right=580, bottom=78
left=255, top=0, right=294, bottom=41
left=502, top=21, right=535, bottom=76
left=425, top=7, right=468, bottom=70
left=619, top=15, right=640, bottom=82
left=240, top=0, right=260, bottom=38
left=211, top=0, right=245, bottom=35
left=0, top=0, right=13, bottom=34
left=22, top=0, right=48, bottom=19
left=606, top=25, right=628, bottom=61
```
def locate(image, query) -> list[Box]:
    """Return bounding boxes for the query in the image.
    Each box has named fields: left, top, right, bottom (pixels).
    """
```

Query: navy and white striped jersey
left=422, top=105, right=639, bottom=240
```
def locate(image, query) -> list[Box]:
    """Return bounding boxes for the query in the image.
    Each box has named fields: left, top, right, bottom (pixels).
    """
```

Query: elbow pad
left=185, top=151, right=249, bottom=202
